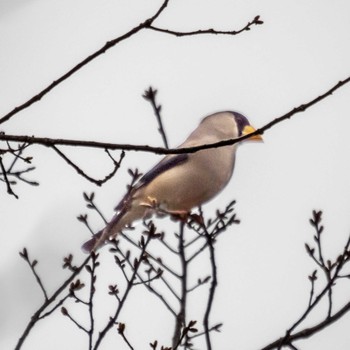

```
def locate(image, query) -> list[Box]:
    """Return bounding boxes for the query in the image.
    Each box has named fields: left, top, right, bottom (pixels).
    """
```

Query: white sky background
left=1, top=0, right=350, bottom=349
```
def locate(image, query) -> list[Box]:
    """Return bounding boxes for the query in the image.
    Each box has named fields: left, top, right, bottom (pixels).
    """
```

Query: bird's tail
left=81, top=201, right=146, bottom=253
left=81, top=229, right=103, bottom=253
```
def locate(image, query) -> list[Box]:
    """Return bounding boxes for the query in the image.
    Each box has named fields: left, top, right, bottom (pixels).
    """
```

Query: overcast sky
left=1, top=1, right=350, bottom=349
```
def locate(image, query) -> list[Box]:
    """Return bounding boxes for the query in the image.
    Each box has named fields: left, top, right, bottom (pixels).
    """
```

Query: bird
left=82, top=111, right=262, bottom=252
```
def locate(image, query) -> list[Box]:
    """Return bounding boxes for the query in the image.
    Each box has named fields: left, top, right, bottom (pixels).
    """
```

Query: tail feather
left=81, top=201, right=147, bottom=253
left=81, top=229, right=103, bottom=253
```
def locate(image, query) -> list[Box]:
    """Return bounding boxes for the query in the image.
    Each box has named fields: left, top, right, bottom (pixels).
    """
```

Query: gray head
left=199, top=111, right=262, bottom=141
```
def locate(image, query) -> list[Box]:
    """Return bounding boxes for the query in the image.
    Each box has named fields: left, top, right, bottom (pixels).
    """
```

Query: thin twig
left=93, top=231, right=156, bottom=349
left=201, top=220, right=218, bottom=350
left=87, top=253, right=99, bottom=349
left=52, top=145, right=125, bottom=186
left=135, top=273, right=177, bottom=317
left=39, top=294, right=70, bottom=319
left=173, top=320, right=198, bottom=350
left=8, top=167, right=38, bottom=186
left=15, top=255, right=91, bottom=350
left=0, top=156, right=18, bottom=198
left=7, top=142, right=31, bottom=172
left=19, top=249, right=48, bottom=300
left=148, top=15, right=263, bottom=37
left=172, top=222, right=188, bottom=348
left=143, top=87, right=169, bottom=149
left=189, top=323, right=222, bottom=340
left=121, top=232, right=181, bottom=278
left=117, top=323, right=135, bottom=350
left=61, top=307, right=89, bottom=333
left=83, top=192, right=108, bottom=224
left=187, top=276, right=211, bottom=293
left=263, top=225, right=350, bottom=350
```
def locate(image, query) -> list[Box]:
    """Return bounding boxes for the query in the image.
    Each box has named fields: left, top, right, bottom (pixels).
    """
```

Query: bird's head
left=184, top=111, right=263, bottom=147
left=232, top=112, right=263, bottom=143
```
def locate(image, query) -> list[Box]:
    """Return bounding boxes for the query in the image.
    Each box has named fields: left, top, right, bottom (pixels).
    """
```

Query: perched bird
left=82, top=111, right=262, bottom=252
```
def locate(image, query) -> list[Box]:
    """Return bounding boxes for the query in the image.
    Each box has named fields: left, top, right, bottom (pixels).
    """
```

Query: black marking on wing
left=114, top=153, right=189, bottom=212
left=137, top=153, right=189, bottom=188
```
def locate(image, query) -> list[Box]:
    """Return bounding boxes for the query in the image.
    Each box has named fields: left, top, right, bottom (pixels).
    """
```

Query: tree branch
left=203, top=231, right=217, bottom=350
left=0, top=156, right=18, bottom=198
left=261, top=213, right=350, bottom=350
left=0, top=2, right=262, bottom=127
left=148, top=15, right=263, bottom=37
left=172, top=222, right=188, bottom=347
left=19, top=248, right=48, bottom=300
left=15, top=254, right=91, bottom=350
left=52, top=145, right=125, bottom=186
left=1, top=76, right=349, bottom=155
left=0, top=0, right=170, bottom=125
left=143, top=87, right=169, bottom=149
left=260, top=300, right=350, bottom=350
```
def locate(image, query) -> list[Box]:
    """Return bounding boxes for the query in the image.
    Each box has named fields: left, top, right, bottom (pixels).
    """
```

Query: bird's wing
left=136, top=153, right=189, bottom=189
left=114, top=153, right=189, bottom=212
left=82, top=154, right=189, bottom=252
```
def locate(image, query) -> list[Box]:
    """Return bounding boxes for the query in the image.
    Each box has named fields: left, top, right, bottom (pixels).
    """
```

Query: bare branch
left=0, top=0, right=171, bottom=125
left=199, top=211, right=218, bottom=350
left=39, top=294, right=70, bottom=319
left=261, top=300, right=350, bottom=350
left=117, top=323, right=135, bottom=350
left=93, top=231, right=156, bottom=349
left=121, top=232, right=182, bottom=278
left=135, top=273, right=177, bottom=317
left=260, top=213, right=350, bottom=350
left=0, top=156, right=18, bottom=198
left=143, top=87, right=169, bottom=149
left=148, top=15, right=263, bottom=37
left=19, top=248, right=48, bottom=300
left=1, top=76, right=349, bottom=156
left=172, top=222, right=188, bottom=347
left=52, top=145, right=125, bottom=186
left=15, top=254, right=91, bottom=350
left=173, top=320, right=198, bottom=350
left=83, top=192, right=108, bottom=224
left=61, top=307, right=89, bottom=334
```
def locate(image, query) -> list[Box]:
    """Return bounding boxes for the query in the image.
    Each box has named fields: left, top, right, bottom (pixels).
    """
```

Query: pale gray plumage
left=82, top=111, right=262, bottom=252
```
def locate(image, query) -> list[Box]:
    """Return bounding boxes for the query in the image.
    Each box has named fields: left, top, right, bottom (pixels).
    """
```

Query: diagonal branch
left=0, top=156, right=18, bottom=198
left=0, top=0, right=170, bottom=125
left=19, top=249, right=48, bottom=300
left=15, top=255, right=91, bottom=350
left=260, top=300, right=350, bottom=350
left=257, top=77, right=350, bottom=137
left=0, top=3, right=262, bottom=127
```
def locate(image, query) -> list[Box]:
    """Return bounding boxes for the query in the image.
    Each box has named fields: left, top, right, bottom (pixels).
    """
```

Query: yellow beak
left=242, top=125, right=263, bottom=142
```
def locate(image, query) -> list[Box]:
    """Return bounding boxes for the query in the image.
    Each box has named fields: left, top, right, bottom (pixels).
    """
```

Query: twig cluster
left=261, top=210, right=350, bottom=350
left=16, top=252, right=91, bottom=350
left=0, top=141, right=37, bottom=198
left=17, top=199, right=350, bottom=349
left=16, top=185, right=239, bottom=349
